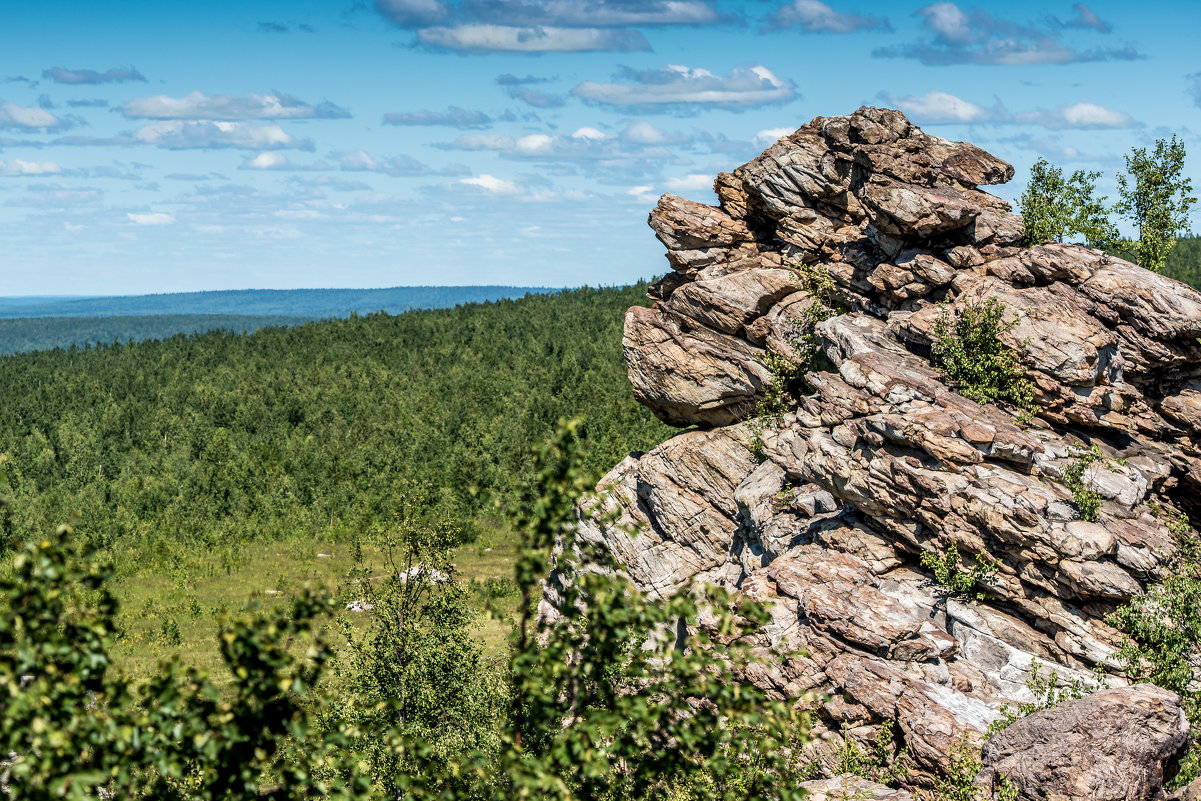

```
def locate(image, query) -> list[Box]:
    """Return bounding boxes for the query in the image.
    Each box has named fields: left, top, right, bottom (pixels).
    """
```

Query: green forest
left=0, top=284, right=669, bottom=558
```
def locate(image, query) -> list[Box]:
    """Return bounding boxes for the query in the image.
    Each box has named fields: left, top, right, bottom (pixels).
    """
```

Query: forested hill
left=0, top=283, right=671, bottom=554
left=0, top=314, right=309, bottom=355
left=0, top=285, right=553, bottom=319
left=0, top=285, right=556, bottom=355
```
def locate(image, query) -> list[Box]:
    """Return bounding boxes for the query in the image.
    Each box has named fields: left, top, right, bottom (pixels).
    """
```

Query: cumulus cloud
left=240, top=152, right=294, bottom=170
left=886, top=91, right=1003, bottom=123
left=753, top=127, right=794, bottom=145
left=882, top=91, right=1139, bottom=130
left=382, top=106, right=492, bottom=128
left=769, top=0, right=889, bottom=33
left=127, top=212, right=175, bottom=225
left=874, top=2, right=1139, bottom=66
left=120, top=91, right=350, bottom=120
left=0, top=159, right=62, bottom=176
left=132, top=121, right=309, bottom=150
left=1014, top=102, right=1139, bottom=129
left=0, top=101, right=67, bottom=129
left=1057, top=3, right=1111, bottom=33
left=42, top=66, right=146, bottom=84
left=66, top=98, right=109, bottom=108
left=417, top=24, right=649, bottom=52
left=571, top=64, right=797, bottom=112
left=439, top=122, right=690, bottom=180
left=664, top=174, right=713, bottom=192
left=458, top=174, right=520, bottom=193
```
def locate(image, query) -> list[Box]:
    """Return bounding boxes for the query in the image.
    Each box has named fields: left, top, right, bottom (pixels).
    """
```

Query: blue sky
left=2, top=0, right=1199, bottom=294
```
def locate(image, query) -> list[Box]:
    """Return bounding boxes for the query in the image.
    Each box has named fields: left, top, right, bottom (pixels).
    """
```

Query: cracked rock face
left=563, top=107, right=1198, bottom=793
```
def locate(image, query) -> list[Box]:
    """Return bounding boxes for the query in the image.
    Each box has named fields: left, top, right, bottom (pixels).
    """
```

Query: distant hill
left=0, top=315, right=309, bottom=355
left=0, top=285, right=559, bottom=354
left=0, top=286, right=555, bottom=320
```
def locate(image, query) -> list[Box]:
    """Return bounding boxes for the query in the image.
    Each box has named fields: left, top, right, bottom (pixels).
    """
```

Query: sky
left=2, top=0, right=1199, bottom=295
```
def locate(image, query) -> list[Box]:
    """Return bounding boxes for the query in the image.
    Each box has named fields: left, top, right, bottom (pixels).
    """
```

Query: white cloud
left=918, top=2, right=973, bottom=43
left=875, top=2, right=1139, bottom=65
left=1014, top=102, right=1138, bottom=129
left=121, top=91, right=349, bottom=120
left=458, top=174, right=520, bottom=193
left=241, top=152, right=293, bottom=170
left=571, top=127, right=608, bottom=140
left=0, top=101, right=64, bottom=129
left=627, top=185, right=659, bottom=204
left=664, top=174, right=713, bottom=192
left=770, top=0, right=889, bottom=33
left=621, top=120, right=682, bottom=145
left=0, top=159, right=62, bottom=176
left=753, top=127, right=793, bottom=145
left=889, top=90, right=999, bottom=123
left=335, top=150, right=439, bottom=176
left=132, top=120, right=306, bottom=150
left=127, top=212, right=175, bottom=225
left=572, top=64, right=796, bottom=111
left=417, top=25, right=649, bottom=53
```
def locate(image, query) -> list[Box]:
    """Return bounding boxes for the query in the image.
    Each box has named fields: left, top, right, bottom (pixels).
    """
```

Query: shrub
left=1058, top=445, right=1109, bottom=522
left=1109, top=506, right=1201, bottom=787
left=919, top=543, right=998, bottom=601
left=931, top=296, right=1035, bottom=421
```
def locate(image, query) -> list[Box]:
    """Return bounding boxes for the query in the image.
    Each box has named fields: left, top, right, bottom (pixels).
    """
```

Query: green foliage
left=1, top=421, right=814, bottom=799
left=1058, top=445, right=1109, bottom=522
left=919, top=543, right=998, bottom=601
left=0, top=524, right=368, bottom=800
left=1109, top=507, right=1201, bottom=787
left=0, top=284, right=670, bottom=560
left=934, top=737, right=1017, bottom=801
left=492, top=419, right=812, bottom=800
left=931, top=296, right=1036, bottom=421
left=986, top=659, right=1108, bottom=737
left=1153, top=234, right=1201, bottom=289
left=323, top=497, right=507, bottom=797
left=1020, top=158, right=1118, bottom=248
left=749, top=263, right=844, bottom=458
left=1114, top=135, right=1197, bottom=273
left=833, top=720, right=910, bottom=785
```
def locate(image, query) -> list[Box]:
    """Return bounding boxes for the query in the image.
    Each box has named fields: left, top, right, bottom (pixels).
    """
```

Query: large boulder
left=977, top=684, right=1190, bottom=800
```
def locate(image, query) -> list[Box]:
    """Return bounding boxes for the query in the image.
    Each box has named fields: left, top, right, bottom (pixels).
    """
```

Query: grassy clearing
left=105, top=526, right=521, bottom=687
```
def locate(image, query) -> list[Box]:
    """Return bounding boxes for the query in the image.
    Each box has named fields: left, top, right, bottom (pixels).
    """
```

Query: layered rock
left=567, top=108, right=1199, bottom=792
left=977, top=684, right=1190, bottom=800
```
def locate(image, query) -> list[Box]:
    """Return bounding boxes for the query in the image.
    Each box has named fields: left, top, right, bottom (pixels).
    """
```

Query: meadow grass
left=105, top=526, right=521, bottom=687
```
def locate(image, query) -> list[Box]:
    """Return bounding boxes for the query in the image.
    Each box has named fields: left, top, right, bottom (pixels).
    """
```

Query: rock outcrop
left=568, top=108, right=1199, bottom=792
left=977, top=684, right=1190, bottom=800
